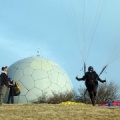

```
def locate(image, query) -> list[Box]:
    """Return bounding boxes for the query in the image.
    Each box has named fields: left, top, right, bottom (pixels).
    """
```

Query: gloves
left=76, top=76, right=83, bottom=81
left=102, top=80, right=106, bottom=83
left=75, top=76, right=78, bottom=80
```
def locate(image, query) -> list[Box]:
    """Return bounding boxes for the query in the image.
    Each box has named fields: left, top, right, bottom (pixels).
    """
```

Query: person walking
left=76, top=66, right=106, bottom=106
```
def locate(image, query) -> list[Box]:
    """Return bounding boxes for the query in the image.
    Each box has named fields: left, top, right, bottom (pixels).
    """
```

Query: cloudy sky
left=1, top=0, right=120, bottom=91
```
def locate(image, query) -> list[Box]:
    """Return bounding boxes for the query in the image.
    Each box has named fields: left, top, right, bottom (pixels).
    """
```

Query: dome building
left=7, top=57, right=73, bottom=103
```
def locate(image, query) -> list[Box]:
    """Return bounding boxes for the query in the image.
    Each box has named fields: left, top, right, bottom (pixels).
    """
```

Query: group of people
left=0, top=66, right=14, bottom=104
left=76, top=66, right=106, bottom=106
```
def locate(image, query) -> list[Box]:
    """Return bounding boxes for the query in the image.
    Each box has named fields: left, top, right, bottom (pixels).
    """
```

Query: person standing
left=0, top=66, right=9, bottom=104
left=7, top=78, right=14, bottom=104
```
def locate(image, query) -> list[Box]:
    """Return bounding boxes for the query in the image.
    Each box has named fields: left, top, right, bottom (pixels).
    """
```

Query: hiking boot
left=91, top=99, right=96, bottom=106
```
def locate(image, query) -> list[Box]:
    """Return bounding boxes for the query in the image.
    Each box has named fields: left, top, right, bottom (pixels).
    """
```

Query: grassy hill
left=0, top=104, right=120, bottom=120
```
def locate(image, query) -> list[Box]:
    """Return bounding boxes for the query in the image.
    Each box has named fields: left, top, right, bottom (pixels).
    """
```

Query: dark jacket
left=1, top=72, right=9, bottom=87
left=8, top=80, right=14, bottom=95
left=77, top=71, right=104, bottom=86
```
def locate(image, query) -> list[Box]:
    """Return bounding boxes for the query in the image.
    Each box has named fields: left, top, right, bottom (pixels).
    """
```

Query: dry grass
left=0, top=104, right=120, bottom=120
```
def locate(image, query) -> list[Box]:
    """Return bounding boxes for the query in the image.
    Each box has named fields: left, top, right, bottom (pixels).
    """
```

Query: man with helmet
left=76, top=66, right=106, bottom=106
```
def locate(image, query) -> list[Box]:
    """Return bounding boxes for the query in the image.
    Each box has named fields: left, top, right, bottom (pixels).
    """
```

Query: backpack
left=13, top=82, right=20, bottom=96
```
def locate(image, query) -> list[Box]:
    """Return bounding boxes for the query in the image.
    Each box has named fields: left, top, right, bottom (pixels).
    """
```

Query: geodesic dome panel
left=32, top=70, right=48, bottom=80
left=8, top=56, right=73, bottom=103
left=20, top=76, right=34, bottom=90
left=26, top=88, right=42, bottom=103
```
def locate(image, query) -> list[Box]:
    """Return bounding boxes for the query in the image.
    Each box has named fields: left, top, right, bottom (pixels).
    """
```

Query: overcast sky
left=1, top=0, right=120, bottom=91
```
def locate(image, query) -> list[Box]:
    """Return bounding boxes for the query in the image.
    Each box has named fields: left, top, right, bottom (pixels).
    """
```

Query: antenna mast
left=37, top=48, right=43, bottom=57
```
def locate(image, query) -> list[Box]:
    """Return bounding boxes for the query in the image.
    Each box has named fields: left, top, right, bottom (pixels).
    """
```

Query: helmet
left=88, top=66, right=93, bottom=71
left=8, top=78, right=12, bottom=81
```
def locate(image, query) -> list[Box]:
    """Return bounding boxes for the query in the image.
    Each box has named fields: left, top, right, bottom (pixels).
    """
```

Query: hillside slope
left=0, top=104, right=120, bottom=120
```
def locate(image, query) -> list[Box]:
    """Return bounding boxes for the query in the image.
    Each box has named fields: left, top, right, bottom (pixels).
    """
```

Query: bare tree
left=97, top=82, right=119, bottom=103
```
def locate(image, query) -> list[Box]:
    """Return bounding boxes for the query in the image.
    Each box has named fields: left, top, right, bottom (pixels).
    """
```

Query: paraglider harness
left=85, top=64, right=107, bottom=86
left=86, top=72, right=98, bottom=86
left=90, top=80, right=95, bottom=86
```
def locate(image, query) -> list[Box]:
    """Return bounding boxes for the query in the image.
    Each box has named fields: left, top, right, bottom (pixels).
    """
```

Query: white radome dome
left=8, top=57, right=73, bottom=103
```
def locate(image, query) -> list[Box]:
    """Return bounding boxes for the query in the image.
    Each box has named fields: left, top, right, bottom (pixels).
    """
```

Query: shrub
left=33, top=91, right=74, bottom=104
